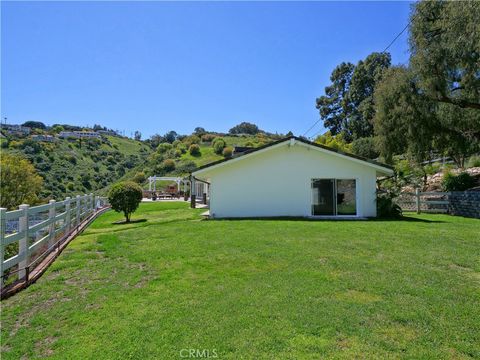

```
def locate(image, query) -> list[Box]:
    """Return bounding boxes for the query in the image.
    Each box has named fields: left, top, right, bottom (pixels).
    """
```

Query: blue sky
left=1, top=1, right=411, bottom=138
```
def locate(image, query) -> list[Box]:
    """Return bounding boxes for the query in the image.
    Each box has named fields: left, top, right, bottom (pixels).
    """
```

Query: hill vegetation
left=0, top=121, right=283, bottom=207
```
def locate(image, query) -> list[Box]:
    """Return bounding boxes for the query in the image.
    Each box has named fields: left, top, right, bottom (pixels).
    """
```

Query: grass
left=1, top=202, right=479, bottom=359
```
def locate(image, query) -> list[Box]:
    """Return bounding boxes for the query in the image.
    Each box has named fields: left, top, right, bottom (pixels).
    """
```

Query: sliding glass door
left=312, top=179, right=356, bottom=216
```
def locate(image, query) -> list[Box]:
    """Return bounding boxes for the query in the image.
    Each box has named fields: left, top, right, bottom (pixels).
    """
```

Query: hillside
left=141, top=133, right=280, bottom=187
left=3, top=135, right=152, bottom=199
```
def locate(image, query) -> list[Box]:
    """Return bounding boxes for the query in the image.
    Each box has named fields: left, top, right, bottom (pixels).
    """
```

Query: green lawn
left=1, top=203, right=479, bottom=359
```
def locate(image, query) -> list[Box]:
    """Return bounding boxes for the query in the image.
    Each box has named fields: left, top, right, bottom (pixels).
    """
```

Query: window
left=312, top=179, right=356, bottom=216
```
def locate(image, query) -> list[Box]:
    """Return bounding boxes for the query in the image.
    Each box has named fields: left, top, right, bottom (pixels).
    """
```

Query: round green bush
left=212, top=137, right=226, bottom=154
left=189, top=144, right=201, bottom=156
left=162, top=159, right=176, bottom=172
left=108, top=181, right=143, bottom=223
left=157, top=142, right=173, bottom=154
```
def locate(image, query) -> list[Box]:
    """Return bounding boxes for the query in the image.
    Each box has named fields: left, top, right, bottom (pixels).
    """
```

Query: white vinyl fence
left=0, top=194, right=109, bottom=289
left=397, top=189, right=450, bottom=214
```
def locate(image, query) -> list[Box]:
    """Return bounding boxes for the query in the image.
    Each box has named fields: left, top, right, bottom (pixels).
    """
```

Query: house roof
left=192, top=136, right=394, bottom=176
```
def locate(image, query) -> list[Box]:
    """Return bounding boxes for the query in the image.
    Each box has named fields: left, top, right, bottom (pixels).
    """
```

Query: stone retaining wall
left=448, top=191, right=480, bottom=219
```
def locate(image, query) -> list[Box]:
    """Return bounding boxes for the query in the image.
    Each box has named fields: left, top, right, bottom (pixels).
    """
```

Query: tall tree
left=229, top=122, right=260, bottom=135
left=315, top=62, right=354, bottom=137
left=410, top=1, right=480, bottom=110
left=1, top=154, right=43, bottom=210
left=374, top=66, right=479, bottom=167
left=374, top=66, right=436, bottom=163
left=134, top=131, right=142, bottom=141
left=316, top=53, right=391, bottom=141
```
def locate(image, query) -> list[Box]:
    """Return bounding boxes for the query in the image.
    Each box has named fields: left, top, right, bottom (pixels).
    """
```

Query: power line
left=302, top=118, right=322, bottom=137
left=301, top=17, right=412, bottom=138
left=382, top=18, right=412, bottom=54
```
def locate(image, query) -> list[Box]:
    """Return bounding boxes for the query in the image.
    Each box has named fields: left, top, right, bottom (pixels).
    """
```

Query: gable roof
left=192, top=136, right=394, bottom=176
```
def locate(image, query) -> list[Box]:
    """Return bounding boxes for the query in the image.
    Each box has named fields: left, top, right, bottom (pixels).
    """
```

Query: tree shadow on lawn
left=112, top=219, right=147, bottom=225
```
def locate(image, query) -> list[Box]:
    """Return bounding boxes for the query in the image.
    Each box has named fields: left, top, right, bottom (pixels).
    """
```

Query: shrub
left=176, top=143, right=187, bottom=154
left=157, top=142, right=173, bottom=154
left=442, top=172, right=475, bottom=191
left=467, top=155, right=480, bottom=168
left=222, top=146, right=233, bottom=158
left=212, top=137, right=226, bottom=154
left=183, top=135, right=201, bottom=147
left=133, top=171, right=146, bottom=184
left=189, top=144, right=201, bottom=156
left=108, top=181, right=143, bottom=223
left=67, top=182, right=75, bottom=191
left=201, top=134, right=216, bottom=143
left=67, top=155, right=77, bottom=164
left=161, top=159, right=176, bottom=172
left=351, top=137, right=379, bottom=159
left=377, top=193, right=402, bottom=218
left=175, top=161, right=197, bottom=174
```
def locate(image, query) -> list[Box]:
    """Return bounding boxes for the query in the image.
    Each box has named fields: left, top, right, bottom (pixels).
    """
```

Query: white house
left=191, top=136, right=394, bottom=218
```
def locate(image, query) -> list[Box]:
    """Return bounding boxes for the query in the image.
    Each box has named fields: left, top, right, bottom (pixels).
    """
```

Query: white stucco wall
left=194, top=141, right=387, bottom=218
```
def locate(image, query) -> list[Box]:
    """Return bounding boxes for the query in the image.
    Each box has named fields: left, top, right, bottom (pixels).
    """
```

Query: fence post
left=76, top=195, right=81, bottom=226
left=65, top=197, right=71, bottom=232
left=0, top=208, right=6, bottom=290
left=90, top=193, right=94, bottom=213
left=415, top=188, right=421, bottom=214
left=48, top=200, right=56, bottom=247
left=18, top=204, right=30, bottom=280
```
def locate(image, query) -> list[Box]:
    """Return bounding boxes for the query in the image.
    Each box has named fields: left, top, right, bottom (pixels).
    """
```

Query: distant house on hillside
left=191, top=136, right=394, bottom=218
left=58, top=131, right=100, bottom=139
left=96, top=130, right=117, bottom=136
left=1, top=124, right=31, bottom=137
left=32, top=134, right=56, bottom=142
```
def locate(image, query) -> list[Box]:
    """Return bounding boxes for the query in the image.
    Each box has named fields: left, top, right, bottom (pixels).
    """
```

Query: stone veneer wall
left=448, top=191, right=480, bottom=219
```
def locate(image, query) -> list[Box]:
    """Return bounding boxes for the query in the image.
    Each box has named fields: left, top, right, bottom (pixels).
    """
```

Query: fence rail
left=1, top=194, right=109, bottom=292
left=397, top=189, right=451, bottom=214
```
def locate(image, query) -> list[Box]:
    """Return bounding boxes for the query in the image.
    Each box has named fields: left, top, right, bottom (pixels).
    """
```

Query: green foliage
left=0, top=153, right=43, bottom=209
left=314, top=131, right=352, bottom=152
left=201, top=133, right=216, bottom=143
left=22, top=121, right=46, bottom=129
left=176, top=143, right=187, bottom=154
left=174, top=160, right=197, bottom=175
left=374, top=66, right=436, bottom=163
left=410, top=1, right=480, bottom=111
left=229, top=122, right=260, bottom=135
left=467, top=155, right=480, bottom=168
left=442, top=172, right=475, bottom=191
left=133, top=171, right=146, bottom=184
left=161, top=159, right=176, bottom=172
left=108, top=181, right=143, bottom=222
left=316, top=53, right=391, bottom=141
left=212, top=137, right=226, bottom=154
left=189, top=144, right=200, bottom=156
left=222, top=146, right=233, bottom=158
left=351, top=137, right=379, bottom=159
left=157, top=142, right=173, bottom=154
left=183, top=135, right=200, bottom=147
left=376, top=193, right=403, bottom=218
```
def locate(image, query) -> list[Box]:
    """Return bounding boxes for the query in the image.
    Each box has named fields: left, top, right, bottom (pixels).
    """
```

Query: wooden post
left=48, top=200, right=56, bottom=247
left=190, top=177, right=196, bottom=208
left=415, top=188, right=421, bottom=214
left=65, top=197, right=71, bottom=232
left=76, top=195, right=81, bottom=226
left=18, top=204, right=30, bottom=280
left=0, top=208, right=6, bottom=290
